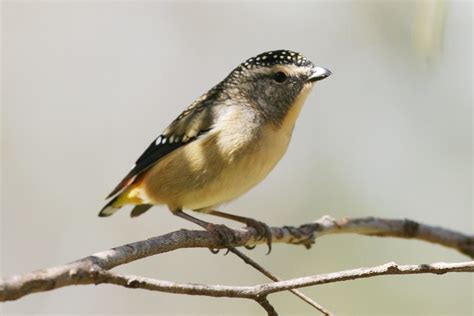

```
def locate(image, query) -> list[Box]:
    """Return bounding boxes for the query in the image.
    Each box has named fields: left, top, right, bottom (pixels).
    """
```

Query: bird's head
left=223, top=49, right=331, bottom=125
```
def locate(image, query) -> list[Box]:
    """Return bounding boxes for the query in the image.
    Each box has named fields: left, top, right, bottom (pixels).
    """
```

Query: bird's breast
left=185, top=123, right=292, bottom=209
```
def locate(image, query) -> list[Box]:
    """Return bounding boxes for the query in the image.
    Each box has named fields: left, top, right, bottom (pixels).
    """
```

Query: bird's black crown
left=241, top=50, right=312, bottom=69
left=227, top=50, right=313, bottom=83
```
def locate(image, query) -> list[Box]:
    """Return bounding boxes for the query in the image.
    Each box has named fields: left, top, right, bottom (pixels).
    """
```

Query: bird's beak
left=307, top=66, right=332, bottom=82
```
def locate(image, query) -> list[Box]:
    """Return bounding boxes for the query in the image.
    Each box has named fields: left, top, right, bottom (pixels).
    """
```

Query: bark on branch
left=1, top=216, right=473, bottom=312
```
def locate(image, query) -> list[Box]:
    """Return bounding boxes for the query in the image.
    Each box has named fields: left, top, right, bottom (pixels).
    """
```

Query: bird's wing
left=106, top=87, right=221, bottom=199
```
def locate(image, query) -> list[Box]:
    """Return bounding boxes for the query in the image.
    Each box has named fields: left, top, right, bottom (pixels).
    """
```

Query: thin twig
left=256, top=295, right=278, bottom=316
left=229, top=247, right=332, bottom=315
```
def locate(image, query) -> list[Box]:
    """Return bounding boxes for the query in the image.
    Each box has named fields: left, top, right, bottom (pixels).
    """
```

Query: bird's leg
left=173, top=210, right=237, bottom=252
left=207, top=210, right=273, bottom=254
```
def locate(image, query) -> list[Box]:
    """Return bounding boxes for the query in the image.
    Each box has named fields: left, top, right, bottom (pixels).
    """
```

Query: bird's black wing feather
left=133, top=136, right=184, bottom=178
left=105, top=86, right=222, bottom=199
left=105, top=137, right=184, bottom=199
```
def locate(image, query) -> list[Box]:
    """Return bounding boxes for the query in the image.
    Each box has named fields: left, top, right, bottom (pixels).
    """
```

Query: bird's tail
left=99, top=185, right=150, bottom=217
left=98, top=195, right=122, bottom=217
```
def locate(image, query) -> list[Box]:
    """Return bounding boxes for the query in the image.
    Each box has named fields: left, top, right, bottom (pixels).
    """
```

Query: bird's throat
left=280, top=83, right=314, bottom=136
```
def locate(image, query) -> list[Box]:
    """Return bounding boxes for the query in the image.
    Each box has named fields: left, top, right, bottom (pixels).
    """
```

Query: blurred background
left=1, top=1, right=472, bottom=315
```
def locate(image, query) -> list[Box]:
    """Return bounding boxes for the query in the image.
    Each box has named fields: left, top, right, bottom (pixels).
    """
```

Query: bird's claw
left=209, top=248, right=220, bottom=254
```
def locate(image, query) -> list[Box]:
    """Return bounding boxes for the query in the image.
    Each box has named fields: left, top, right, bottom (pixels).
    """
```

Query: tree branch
left=93, top=260, right=474, bottom=297
left=311, top=216, right=474, bottom=258
left=1, top=215, right=473, bottom=312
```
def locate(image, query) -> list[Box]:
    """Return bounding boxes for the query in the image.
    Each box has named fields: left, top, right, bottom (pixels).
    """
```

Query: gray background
left=1, top=1, right=472, bottom=315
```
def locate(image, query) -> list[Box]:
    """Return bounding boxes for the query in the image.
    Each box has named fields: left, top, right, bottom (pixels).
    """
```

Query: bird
left=99, top=49, right=331, bottom=252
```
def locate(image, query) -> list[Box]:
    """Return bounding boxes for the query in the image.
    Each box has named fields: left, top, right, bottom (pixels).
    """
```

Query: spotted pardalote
left=99, top=49, right=331, bottom=251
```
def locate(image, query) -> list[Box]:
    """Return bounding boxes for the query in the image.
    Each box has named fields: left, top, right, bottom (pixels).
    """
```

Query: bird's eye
left=273, top=72, right=287, bottom=83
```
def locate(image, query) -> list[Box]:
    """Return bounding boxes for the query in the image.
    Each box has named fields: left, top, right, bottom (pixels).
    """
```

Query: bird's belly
left=142, top=125, right=291, bottom=211
left=182, top=136, right=288, bottom=209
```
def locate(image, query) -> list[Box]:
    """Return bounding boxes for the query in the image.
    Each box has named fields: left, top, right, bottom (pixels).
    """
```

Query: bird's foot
left=205, top=223, right=237, bottom=254
left=242, top=218, right=273, bottom=254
